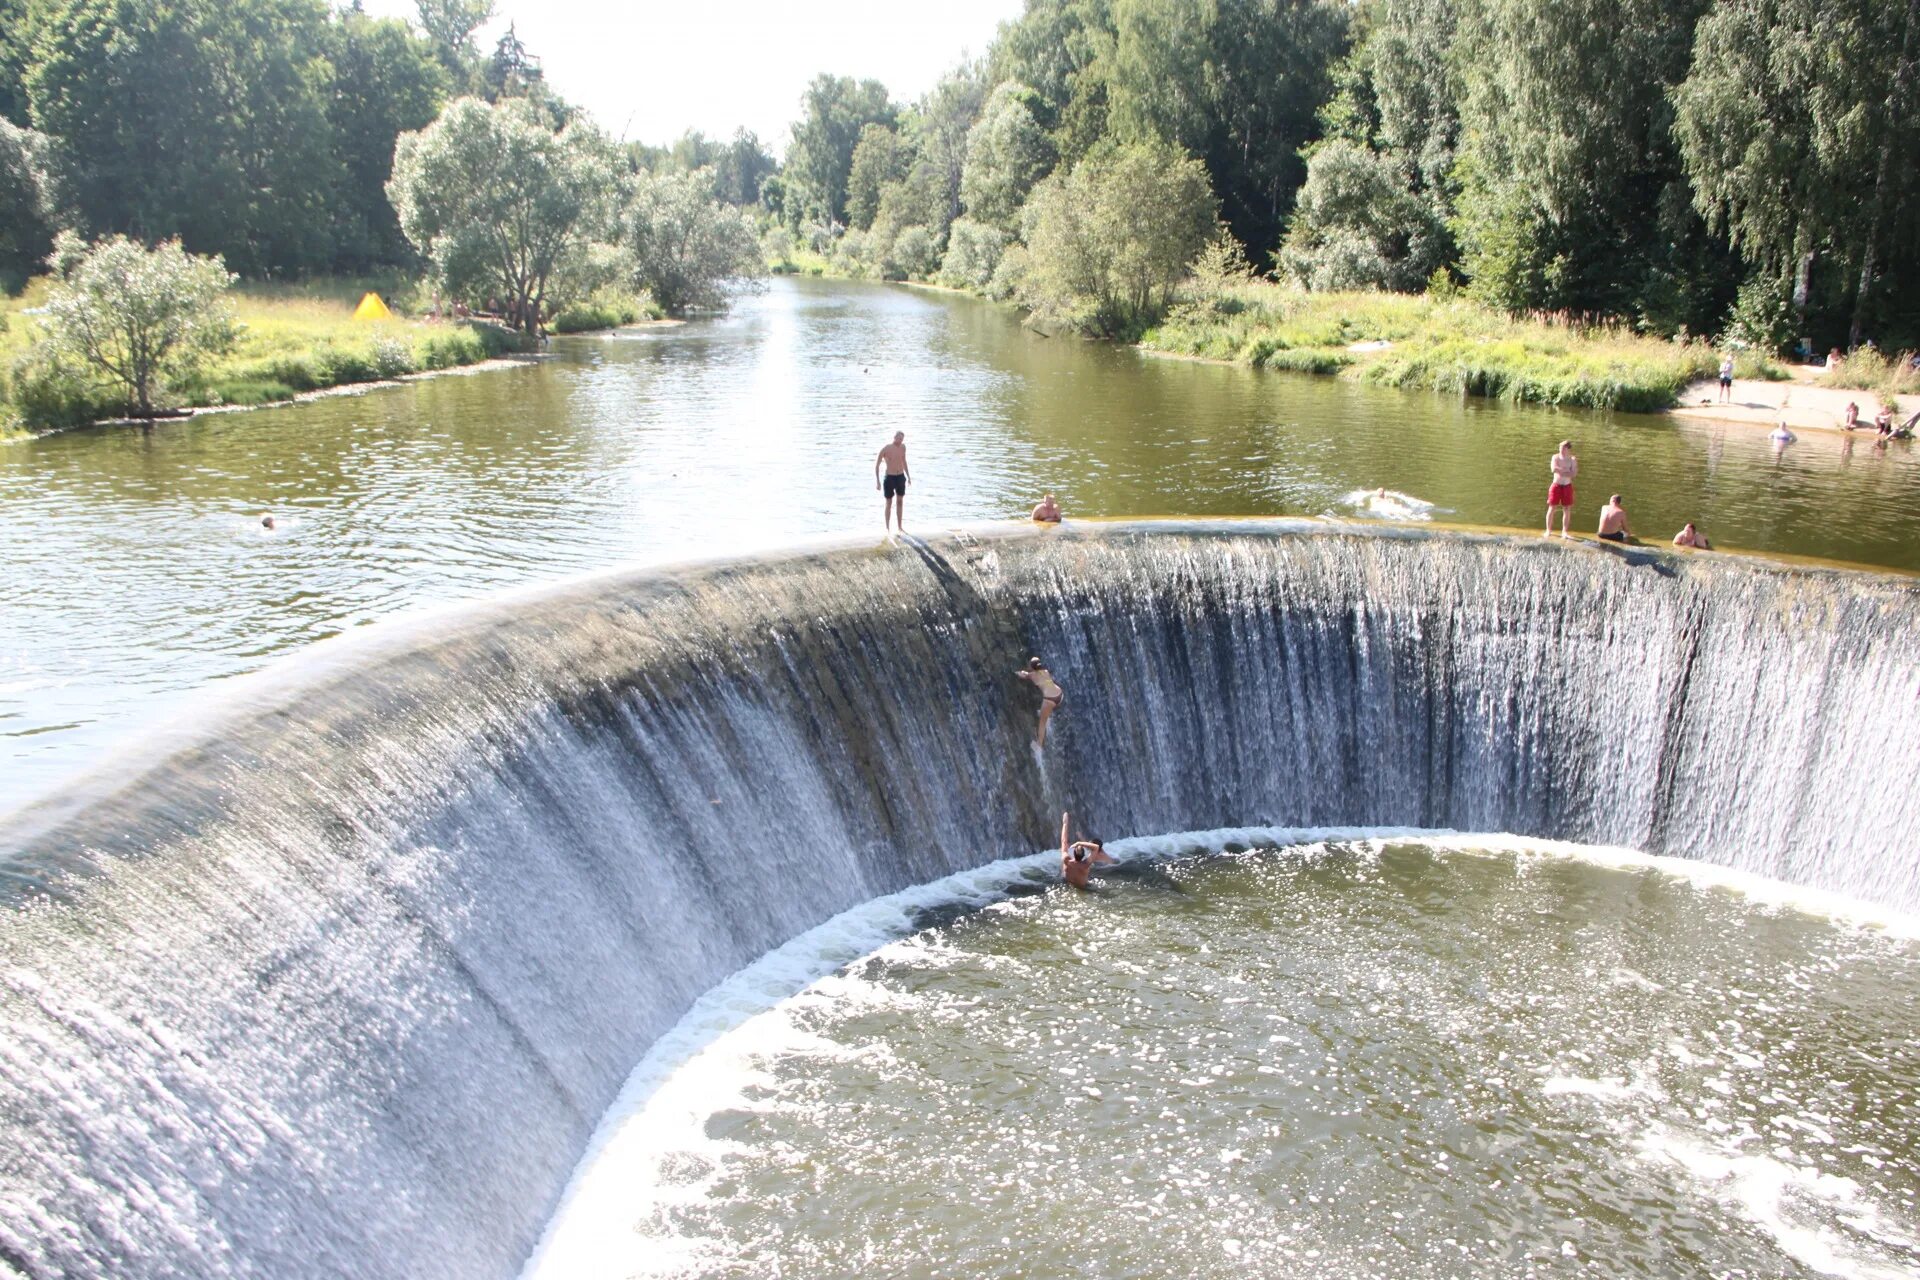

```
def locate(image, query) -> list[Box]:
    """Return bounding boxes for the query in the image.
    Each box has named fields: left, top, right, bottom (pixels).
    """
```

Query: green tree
left=939, top=217, right=1009, bottom=290
left=712, top=130, right=776, bottom=206
left=414, top=0, right=491, bottom=83
left=36, top=231, right=235, bottom=417
left=0, top=0, right=30, bottom=125
left=846, top=124, right=905, bottom=230
left=987, top=0, right=1117, bottom=164
left=323, top=7, right=448, bottom=270
left=1676, top=0, right=1920, bottom=345
left=27, top=0, right=341, bottom=276
left=621, top=169, right=764, bottom=313
left=907, top=64, right=990, bottom=234
left=1018, top=138, right=1218, bottom=335
left=1278, top=140, right=1444, bottom=290
left=784, top=74, right=896, bottom=226
left=0, top=117, right=51, bottom=290
left=388, top=96, right=618, bottom=333
left=960, top=82, right=1056, bottom=229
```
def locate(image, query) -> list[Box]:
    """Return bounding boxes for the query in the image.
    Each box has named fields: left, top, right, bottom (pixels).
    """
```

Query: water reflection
left=1, top=277, right=1915, bottom=810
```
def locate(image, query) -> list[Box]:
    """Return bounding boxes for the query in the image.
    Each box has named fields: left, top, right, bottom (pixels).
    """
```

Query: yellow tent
left=352, top=291, right=393, bottom=322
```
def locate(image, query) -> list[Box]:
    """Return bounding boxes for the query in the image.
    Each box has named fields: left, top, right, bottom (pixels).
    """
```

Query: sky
left=359, top=0, right=1028, bottom=155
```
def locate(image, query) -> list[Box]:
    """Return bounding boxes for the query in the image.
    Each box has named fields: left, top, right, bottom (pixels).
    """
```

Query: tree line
left=3, top=0, right=1916, bottom=352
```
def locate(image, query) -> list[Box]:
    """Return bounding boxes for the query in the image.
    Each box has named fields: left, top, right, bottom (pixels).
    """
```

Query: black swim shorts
left=884, top=473, right=907, bottom=498
left=1599, top=530, right=1628, bottom=543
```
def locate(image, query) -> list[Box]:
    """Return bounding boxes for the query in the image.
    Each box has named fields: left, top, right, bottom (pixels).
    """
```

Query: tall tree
left=846, top=124, right=905, bottom=230
left=961, top=81, right=1056, bottom=229
left=414, top=0, right=491, bottom=84
left=1676, top=0, right=1920, bottom=344
left=388, top=96, right=618, bottom=333
left=907, top=63, right=990, bottom=234
left=987, top=0, right=1116, bottom=163
left=621, top=169, right=765, bottom=313
left=0, top=118, right=51, bottom=289
left=0, top=0, right=30, bottom=125
left=784, top=74, right=895, bottom=227
left=323, top=7, right=447, bottom=270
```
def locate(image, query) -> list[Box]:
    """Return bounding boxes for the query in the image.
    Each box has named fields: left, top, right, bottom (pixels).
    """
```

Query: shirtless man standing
left=1597, top=494, right=1631, bottom=543
left=1060, top=811, right=1114, bottom=889
left=875, top=431, right=910, bottom=532
left=1546, top=441, right=1578, bottom=538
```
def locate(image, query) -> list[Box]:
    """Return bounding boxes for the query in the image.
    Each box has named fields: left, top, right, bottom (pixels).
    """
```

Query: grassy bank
left=1813, top=348, right=1920, bottom=402
left=1143, top=282, right=1782, bottom=413
left=1, top=276, right=520, bottom=432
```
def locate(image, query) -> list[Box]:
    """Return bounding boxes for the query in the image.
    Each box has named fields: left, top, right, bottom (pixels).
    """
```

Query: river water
left=532, top=834, right=1920, bottom=1280
left=2, top=277, right=1915, bottom=811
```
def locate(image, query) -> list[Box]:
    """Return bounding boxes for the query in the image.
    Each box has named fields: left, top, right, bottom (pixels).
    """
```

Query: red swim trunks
left=1547, top=482, right=1575, bottom=507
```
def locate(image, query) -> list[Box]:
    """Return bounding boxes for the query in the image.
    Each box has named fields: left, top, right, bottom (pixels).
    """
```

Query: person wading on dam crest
left=875, top=431, right=910, bottom=532
left=1546, top=440, right=1578, bottom=538
left=1017, top=657, right=1064, bottom=747
left=1061, top=811, right=1114, bottom=888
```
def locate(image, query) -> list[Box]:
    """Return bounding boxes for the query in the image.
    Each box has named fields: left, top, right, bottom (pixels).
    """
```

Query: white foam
left=1338, top=488, right=1443, bottom=521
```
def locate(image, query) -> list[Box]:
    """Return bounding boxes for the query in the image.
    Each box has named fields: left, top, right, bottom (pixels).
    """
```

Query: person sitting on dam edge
left=1597, top=494, right=1632, bottom=543
left=1017, top=656, right=1064, bottom=748
left=1061, top=811, right=1114, bottom=889
left=1032, top=493, right=1062, bottom=523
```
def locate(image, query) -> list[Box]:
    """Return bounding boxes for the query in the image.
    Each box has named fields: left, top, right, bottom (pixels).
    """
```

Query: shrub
left=884, top=226, right=938, bottom=280
left=940, top=219, right=1007, bottom=292
left=8, top=350, right=108, bottom=428
left=1721, top=275, right=1796, bottom=353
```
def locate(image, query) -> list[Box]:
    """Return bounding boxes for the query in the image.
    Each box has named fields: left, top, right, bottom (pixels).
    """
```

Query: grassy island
left=1141, top=284, right=1783, bottom=414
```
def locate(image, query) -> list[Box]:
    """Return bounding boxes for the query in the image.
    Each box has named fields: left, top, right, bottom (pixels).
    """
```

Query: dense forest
left=3, top=0, right=1918, bottom=353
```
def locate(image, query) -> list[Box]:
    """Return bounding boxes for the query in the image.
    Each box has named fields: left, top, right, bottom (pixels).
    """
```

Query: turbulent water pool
left=533, top=834, right=1920, bottom=1280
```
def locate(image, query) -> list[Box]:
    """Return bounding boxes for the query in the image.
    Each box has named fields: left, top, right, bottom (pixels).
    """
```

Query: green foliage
left=883, top=226, right=938, bottom=280
left=785, top=75, right=896, bottom=227
left=621, top=169, right=765, bottom=313
left=323, top=8, right=449, bottom=271
left=1018, top=139, right=1219, bottom=337
left=960, top=82, right=1056, bottom=229
left=550, top=295, right=645, bottom=333
left=846, top=124, right=905, bottom=231
left=0, top=117, right=50, bottom=291
left=1814, top=348, right=1920, bottom=401
left=388, top=96, right=618, bottom=332
left=35, top=232, right=236, bottom=415
left=939, top=219, right=1009, bottom=291
left=1278, top=141, right=1444, bottom=292
left=1720, top=274, right=1798, bottom=353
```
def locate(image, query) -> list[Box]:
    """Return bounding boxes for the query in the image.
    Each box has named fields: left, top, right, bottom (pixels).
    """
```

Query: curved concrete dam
left=1, top=521, right=1916, bottom=1279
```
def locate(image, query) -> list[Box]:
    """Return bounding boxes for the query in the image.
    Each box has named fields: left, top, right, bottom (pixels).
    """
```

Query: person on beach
left=1843, top=402, right=1860, bottom=430
left=1597, top=494, right=1631, bottom=543
left=875, top=431, right=910, bottom=532
left=1016, top=656, right=1064, bottom=747
left=1060, top=811, right=1114, bottom=889
left=1875, top=405, right=1896, bottom=438
left=1718, top=353, right=1735, bottom=403
left=1032, top=493, right=1062, bottom=523
left=1673, top=522, right=1711, bottom=550
left=1546, top=441, right=1578, bottom=538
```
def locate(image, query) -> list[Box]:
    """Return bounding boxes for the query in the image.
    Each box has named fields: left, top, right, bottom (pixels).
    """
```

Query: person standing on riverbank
left=1546, top=441, right=1578, bottom=538
left=1598, top=494, right=1631, bottom=543
left=875, top=431, right=910, bottom=532
left=1718, top=353, right=1735, bottom=403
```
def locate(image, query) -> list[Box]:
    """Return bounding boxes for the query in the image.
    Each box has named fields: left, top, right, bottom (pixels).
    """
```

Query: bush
left=1720, top=275, right=1797, bottom=353
left=370, top=334, right=415, bottom=378
left=8, top=350, right=109, bottom=428
left=939, top=219, right=1007, bottom=291
left=551, top=300, right=638, bottom=333
left=883, top=225, right=938, bottom=280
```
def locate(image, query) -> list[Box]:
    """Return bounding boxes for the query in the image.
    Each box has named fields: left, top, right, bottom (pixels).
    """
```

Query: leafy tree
left=1018, top=138, right=1218, bottom=336
left=712, top=130, right=776, bottom=206
left=0, top=0, right=30, bottom=125
left=1278, top=140, right=1444, bottom=290
left=884, top=225, right=938, bottom=280
left=907, top=64, right=990, bottom=234
left=961, top=82, right=1056, bottom=229
left=27, top=0, right=341, bottom=276
left=323, top=7, right=447, bottom=270
left=784, top=74, right=896, bottom=226
left=36, top=231, right=235, bottom=417
left=621, top=169, right=764, bottom=313
left=388, top=96, right=618, bottom=333
left=988, top=0, right=1117, bottom=163
left=0, top=117, right=51, bottom=289
left=1676, top=0, right=1920, bottom=344
left=415, top=0, right=491, bottom=81
left=846, top=124, right=905, bottom=230
left=939, top=217, right=1009, bottom=290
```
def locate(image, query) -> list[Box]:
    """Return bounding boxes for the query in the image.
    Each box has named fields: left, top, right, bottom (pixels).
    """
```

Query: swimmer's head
left=1073, top=848, right=1088, bottom=862
left=1027, top=657, right=1044, bottom=671
left=261, top=515, right=275, bottom=529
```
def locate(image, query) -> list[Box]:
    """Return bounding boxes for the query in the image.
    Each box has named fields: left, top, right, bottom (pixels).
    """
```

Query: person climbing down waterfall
left=1017, top=657, right=1064, bottom=747
left=875, top=431, right=910, bottom=532
left=1060, top=811, right=1114, bottom=889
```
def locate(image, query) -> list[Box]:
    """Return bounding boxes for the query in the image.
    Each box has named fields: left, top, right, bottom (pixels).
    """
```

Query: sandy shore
left=1668, top=366, right=1913, bottom=435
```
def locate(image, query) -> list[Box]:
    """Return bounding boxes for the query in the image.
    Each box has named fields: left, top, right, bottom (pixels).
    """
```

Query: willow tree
left=387, top=96, right=617, bottom=334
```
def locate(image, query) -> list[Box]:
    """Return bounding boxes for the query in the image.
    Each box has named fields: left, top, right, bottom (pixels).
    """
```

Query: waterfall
left=0, top=521, right=1914, bottom=1279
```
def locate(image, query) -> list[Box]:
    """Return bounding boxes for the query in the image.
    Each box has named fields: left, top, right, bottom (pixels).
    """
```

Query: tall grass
left=2, top=277, right=518, bottom=429
left=1815, top=349, right=1920, bottom=403
left=1143, top=282, right=1783, bottom=412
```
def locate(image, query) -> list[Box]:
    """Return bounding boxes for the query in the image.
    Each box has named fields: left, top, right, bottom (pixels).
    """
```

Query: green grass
left=1814, top=348, right=1920, bottom=403
left=2, top=276, right=518, bottom=430
left=1143, top=283, right=1785, bottom=412
left=550, top=290, right=663, bottom=334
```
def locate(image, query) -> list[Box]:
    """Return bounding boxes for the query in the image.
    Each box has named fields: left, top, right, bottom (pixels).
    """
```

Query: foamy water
left=526, top=832, right=1920, bottom=1279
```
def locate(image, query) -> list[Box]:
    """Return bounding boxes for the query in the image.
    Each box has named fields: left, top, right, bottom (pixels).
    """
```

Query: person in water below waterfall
left=1060, top=811, right=1114, bottom=888
left=1017, top=656, right=1064, bottom=747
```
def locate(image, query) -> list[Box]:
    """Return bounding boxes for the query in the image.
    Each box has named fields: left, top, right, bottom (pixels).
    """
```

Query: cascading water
left=0, top=521, right=1915, bottom=1279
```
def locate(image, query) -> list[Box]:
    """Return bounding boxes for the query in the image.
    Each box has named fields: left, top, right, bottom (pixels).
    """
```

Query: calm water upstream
left=2, top=277, right=1916, bottom=811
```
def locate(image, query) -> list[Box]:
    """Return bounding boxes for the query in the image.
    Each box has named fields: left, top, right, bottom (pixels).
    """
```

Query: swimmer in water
left=1770, top=422, right=1796, bottom=444
left=1031, top=492, right=1062, bottom=523
left=261, top=514, right=276, bottom=530
left=1016, top=656, right=1064, bottom=748
left=1060, top=811, right=1114, bottom=888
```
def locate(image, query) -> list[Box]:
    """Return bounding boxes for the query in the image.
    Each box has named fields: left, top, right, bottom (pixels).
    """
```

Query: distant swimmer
left=1672, top=522, right=1711, bottom=550
left=260, top=514, right=276, bottom=530
left=875, top=430, right=910, bottom=532
left=1016, top=656, right=1063, bottom=748
left=1597, top=493, right=1631, bottom=543
left=1032, top=492, right=1062, bottom=523
left=1546, top=440, right=1578, bottom=538
left=1060, top=811, right=1114, bottom=889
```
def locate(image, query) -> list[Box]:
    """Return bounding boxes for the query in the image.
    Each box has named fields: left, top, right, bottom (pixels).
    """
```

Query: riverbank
left=1670, top=365, right=1914, bottom=435
left=1, top=277, right=519, bottom=432
left=1140, top=282, right=1783, bottom=412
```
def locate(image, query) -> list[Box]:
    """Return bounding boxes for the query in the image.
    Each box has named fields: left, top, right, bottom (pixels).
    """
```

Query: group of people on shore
left=1840, top=401, right=1919, bottom=440
left=1545, top=440, right=1712, bottom=550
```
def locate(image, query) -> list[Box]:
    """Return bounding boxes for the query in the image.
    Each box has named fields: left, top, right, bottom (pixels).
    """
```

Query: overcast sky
left=359, top=0, right=1027, bottom=154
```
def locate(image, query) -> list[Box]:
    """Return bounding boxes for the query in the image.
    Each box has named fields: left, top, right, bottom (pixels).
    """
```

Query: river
left=2, top=276, right=1915, bottom=812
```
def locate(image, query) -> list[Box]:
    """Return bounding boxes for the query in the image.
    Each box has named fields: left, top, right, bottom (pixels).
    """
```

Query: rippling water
left=2, top=278, right=1916, bottom=809
left=538, top=836, right=1920, bottom=1280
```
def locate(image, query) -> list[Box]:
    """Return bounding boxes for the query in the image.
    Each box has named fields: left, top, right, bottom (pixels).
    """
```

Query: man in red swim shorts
left=1546, top=440, right=1578, bottom=539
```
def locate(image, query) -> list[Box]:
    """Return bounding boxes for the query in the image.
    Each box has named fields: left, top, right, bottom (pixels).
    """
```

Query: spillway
left=1, top=521, right=1916, bottom=1279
